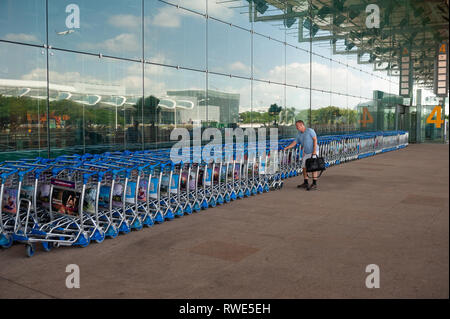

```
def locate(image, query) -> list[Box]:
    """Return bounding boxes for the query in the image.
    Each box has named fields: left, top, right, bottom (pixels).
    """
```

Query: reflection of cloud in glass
left=229, top=61, right=251, bottom=74
left=4, top=33, right=39, bottom=43
left=107, top=14, right=141, bottom=29
left=78, top=33, right=140, bottom=54
left=152, top=6, right=182, bottom=28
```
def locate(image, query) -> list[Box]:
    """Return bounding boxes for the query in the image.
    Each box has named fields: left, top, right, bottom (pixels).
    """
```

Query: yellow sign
left=439, top=43, right=446, bottom=53
left=426, top=106, right=445, bottom=128
left=359, top=107, right=374, bottom=127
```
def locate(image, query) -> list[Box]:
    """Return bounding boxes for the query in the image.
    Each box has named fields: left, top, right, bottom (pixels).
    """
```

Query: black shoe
left=297, top=182, right=309, bottom=188
left=307, top=183, right=317, bottom=191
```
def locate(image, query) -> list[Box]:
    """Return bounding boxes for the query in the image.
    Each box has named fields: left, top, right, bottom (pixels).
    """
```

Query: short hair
left=295, top=120, right=305, bottom=125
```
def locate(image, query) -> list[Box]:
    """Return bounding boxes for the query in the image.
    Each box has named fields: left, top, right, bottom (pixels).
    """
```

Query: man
left=284, top=120, right=319, bottom=191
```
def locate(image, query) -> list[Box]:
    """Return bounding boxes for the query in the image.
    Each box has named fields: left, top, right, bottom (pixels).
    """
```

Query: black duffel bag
left=305, top=154, right=326, bottom=177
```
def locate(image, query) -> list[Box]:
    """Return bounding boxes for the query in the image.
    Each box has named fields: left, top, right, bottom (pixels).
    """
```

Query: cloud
left=78, top=33, right=140, bottom=54
left=107, top=14, right=141, bottom=29
left=4, top=33, right=39, bottom=43
left=151, top=6, right=181, bottom=28
left=150, top=0, right=234, bottom=28
left=229, top=61, right=251, bottom=74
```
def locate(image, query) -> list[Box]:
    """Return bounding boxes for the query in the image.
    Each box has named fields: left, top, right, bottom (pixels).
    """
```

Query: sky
left=1, top=0, right=441, bottom=114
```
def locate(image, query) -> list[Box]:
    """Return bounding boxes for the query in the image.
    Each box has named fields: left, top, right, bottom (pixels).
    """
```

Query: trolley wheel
left=143, top=216, right=154, bottom=227
left=26, top=244, right=35, bottom=258
left=106, top=225, right=119, bottom=239
left=42, top=241, right=53, bottom=252
left=154, top=212, right=165, bottom=224
left=1, top=234, right=13, bottom=249
left=78, top=232, right=90, bottom=248
left=132, top=219, right=143, bottom=231
left=94, top=229, right=105, bottom=243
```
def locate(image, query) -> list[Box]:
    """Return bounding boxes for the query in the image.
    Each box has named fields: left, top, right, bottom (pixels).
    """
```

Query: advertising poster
left=98, top=185, right=111, bottom=209
left=21, top=185, right=34, bottom=202
left=83, top=187, right=97, bottom=214
left=149, top=178, right=158, bottom=199
left=2, top=188, right=18, bottom=214
left=112, top=183, right=124, bottom=207
left=170, top=174, right=179, bottom=193
left=52, top=188, right=80, bottom=216
left=138, top=180, right=148, bottom=202
left=37, top=184, right=51, bottom=208
left=160, top=176, right=169, bottom=194
left=125, top=182, right=137, bottom=204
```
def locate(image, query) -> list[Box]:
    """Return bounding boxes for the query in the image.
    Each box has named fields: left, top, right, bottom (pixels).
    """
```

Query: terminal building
left=0, top=0, right=448, bottom=160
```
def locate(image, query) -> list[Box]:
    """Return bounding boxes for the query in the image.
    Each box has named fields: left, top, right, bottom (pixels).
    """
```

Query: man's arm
left=284, top=139, right=298, bottom=150
left=312, top=136, right=317, bottom=155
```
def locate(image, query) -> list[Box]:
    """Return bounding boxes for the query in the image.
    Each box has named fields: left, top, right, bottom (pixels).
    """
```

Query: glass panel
left=0, top=42, right=48, bottom=159
left=48, top=0, right=142, bottom=60
left=211, top=0, right=252, bottom=30
left=253, top=34, right=285, bottom=83
left=251, top=1, right=286, bottom=41
left=282, top=86, right=310, bottom=137
left=208, top=18, right=251, bottom=78
left=348, top=96, right=361, bottom=132
left=0, top=0, right=46, bottom=45
left=165, top=0, right=205, bottom=14
left=252, top=80, right=284, bottom=126
left=311, top=91, right=332, bottom=135
left=286, top=44, right=310, bottom=89
left=48, top=50, right=142, bottom=156
left=145, top=1, right=206, bottom=70
left=208, top=74, right=250, bottom=128
left=312, top=45, right=331, bottom=92
left=144, top=64, right=206, bottom=149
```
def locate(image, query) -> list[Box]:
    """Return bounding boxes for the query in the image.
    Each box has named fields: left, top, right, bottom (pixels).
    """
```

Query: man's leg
left=307, top=166, right=318, bottom=190
left=297, top=155, right=309, bottom=188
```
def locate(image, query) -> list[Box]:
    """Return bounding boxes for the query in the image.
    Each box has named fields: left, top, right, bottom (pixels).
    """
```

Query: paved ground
left=0, top=143, right=448, bottom=299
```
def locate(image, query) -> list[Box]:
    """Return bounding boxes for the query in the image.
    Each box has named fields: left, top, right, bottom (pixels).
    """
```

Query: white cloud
left=107, top=14, right=141, bottom=29
left=229, top=61, right=251, bottom=74
left=152, top=6, right=181, bottom=28
left=79, top=33, right=140, bottom=54
left=4, top=33, right=39, bottom=43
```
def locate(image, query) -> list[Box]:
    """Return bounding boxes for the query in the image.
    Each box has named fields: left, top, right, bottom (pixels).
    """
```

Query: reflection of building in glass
left=356, top=91, right=403, bottom=132
left=0, top=0, right=447, bottom=159
left=0, top=78, right=138, bottom=107
left=167, top=90, right=240, bottom=126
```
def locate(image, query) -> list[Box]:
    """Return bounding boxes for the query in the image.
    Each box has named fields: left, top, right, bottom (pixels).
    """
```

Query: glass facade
left=1, top=0, right=448, bottom=159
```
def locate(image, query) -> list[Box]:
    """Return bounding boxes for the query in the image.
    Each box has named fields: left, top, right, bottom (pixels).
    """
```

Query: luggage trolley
left=25, top=166, right=102, bottom=257
left=0, top=167, right=20, bottom=248
left=99, top=156, right=148, bottom=230
left=87, top=159, right=143, bottom=233
left=0, top=162, right=52, bottom=250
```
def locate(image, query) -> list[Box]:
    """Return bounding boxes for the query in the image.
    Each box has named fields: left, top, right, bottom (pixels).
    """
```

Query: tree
left=268, top=103, right=282, bottom=126
left=137, top=95, right=161, bottom=126
left=279, top=107, right=296, bottom=125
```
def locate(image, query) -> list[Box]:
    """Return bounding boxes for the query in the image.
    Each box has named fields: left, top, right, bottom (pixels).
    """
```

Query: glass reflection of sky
left=0, top=0, right=406, bottom=112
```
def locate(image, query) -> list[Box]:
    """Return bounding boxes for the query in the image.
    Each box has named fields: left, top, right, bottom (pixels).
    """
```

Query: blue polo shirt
left=295, top=128, right=317, bottom=154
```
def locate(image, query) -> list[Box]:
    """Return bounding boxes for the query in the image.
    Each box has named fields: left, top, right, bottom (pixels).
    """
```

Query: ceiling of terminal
left=244, top=0, right=449, bottom=89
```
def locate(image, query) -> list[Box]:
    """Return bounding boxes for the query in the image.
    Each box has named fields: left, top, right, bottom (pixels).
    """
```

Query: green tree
left=268, top=103, right=282, bottom=126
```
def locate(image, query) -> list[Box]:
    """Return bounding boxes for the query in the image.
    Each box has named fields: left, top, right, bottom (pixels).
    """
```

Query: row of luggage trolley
left=0, top=130, right=408, bottom=257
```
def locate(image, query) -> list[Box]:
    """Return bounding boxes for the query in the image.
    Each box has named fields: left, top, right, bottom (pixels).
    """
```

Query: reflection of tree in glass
left=268, top=103, right=282, bottom=126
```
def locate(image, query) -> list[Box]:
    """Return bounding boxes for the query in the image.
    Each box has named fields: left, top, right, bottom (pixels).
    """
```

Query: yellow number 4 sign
left=426, top=106, right=445, bottom=128
left=360, top=107, right=374, bottom=127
